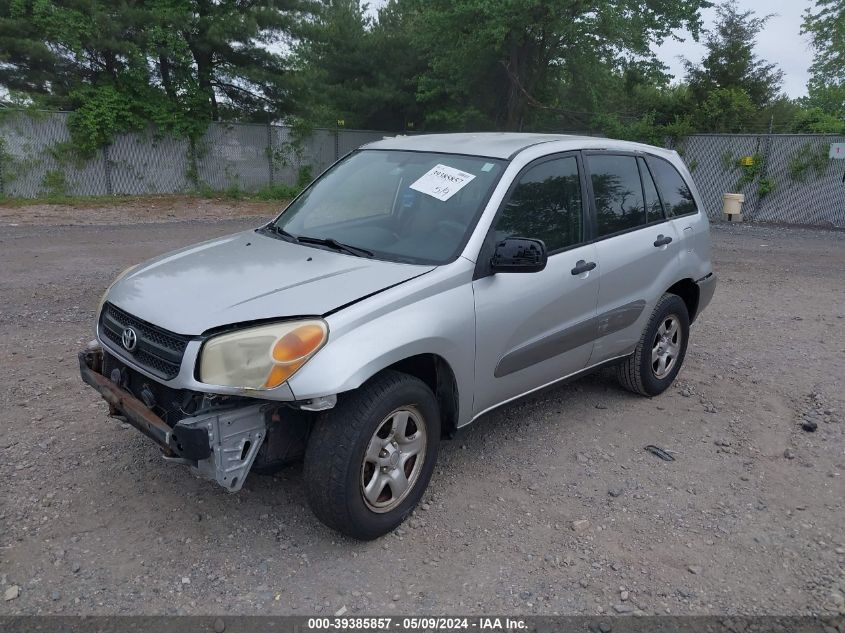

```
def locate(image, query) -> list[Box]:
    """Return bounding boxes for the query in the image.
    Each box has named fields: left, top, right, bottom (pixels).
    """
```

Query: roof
left=362, top=132, right=595, bottom=159
left=362, top=132, right=676, bottom=161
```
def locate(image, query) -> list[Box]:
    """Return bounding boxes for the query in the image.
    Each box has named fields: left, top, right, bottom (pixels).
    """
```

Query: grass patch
left=253, top=183, right=301, bottom=201
left=0, top=187, right=300, bottom=207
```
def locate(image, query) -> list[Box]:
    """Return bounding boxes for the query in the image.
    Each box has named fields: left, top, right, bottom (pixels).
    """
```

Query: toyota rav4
left=79, top=133, right=716, bottom=539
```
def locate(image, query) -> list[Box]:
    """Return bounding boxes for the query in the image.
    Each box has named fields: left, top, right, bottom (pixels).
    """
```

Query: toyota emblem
left=121, top=327, right=138, bottom=352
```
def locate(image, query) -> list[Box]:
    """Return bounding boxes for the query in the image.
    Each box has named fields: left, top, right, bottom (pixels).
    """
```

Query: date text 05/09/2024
left=306, top=617, right=528, bottom=631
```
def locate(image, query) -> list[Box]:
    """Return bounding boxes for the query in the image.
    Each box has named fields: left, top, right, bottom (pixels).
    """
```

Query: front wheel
left=617, top=293, right=690, bottom=396
left=303, top=370, right=440, bottom=540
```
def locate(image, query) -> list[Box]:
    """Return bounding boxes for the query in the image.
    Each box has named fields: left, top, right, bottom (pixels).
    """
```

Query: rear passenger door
left=584, top=152, right=681, bottom=365
left=645, top=155, right=707, bottom=262
left=472, top=153, right=599, bottom=416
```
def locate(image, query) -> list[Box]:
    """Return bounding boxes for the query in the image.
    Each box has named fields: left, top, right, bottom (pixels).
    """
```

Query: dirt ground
left=1, top=200, right=843, bottom=617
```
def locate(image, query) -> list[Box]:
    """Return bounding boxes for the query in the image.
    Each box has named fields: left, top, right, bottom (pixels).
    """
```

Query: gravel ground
left=0, top=205, right=843, bottom=617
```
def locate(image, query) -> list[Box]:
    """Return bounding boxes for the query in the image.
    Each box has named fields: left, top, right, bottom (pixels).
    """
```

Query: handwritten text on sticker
left=409, top=164, right=476, bottom=202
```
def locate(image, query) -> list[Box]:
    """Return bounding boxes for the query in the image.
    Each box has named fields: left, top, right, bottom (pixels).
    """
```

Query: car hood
left=106, top=230, right=435, bottom=335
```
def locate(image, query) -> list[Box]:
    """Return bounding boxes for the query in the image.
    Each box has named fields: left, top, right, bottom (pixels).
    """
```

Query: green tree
left=791, top=106, right=845, bottom=133
left=0, top=0, right=146, bottom=107
left=294, top=0, right=424, bottom=130
left=0, top=0, right=316, bottom=151
left=802, top=0, right=845, bottom=116
left=694, top=87, right=755, bottom=132
left=684, top=0, right=784, bottom=110
left=399, top=0, right=709, bottom=131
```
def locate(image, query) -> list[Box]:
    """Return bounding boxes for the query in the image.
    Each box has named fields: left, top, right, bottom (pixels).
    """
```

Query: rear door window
left=647, top=156, right=698, bottom=217
left=587, top=155, right=646, bottom=237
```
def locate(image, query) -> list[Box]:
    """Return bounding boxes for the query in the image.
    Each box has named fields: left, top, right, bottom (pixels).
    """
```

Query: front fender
left=287, top=261, right=476, bottom=426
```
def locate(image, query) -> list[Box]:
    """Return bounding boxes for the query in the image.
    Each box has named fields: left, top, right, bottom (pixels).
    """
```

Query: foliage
left=66, top=86, right=145, bottom=157
left=592, top=114, right=653, bottom=145
left=292, top=0, right=424, bottom=130
left=802, top=0, right=845, bottom=111
left=684, top=0, right=784, bottom=110
left=0, top=0, right=318, bottom=152
left=788, top=143, right=831, bottom=182
left=694, top=87, right=756, bottom=133
left=735, top=153, right=764, bottom=189
left=41, top=169, right=69, bottom=197
left=0, top=190, right=299, bottom=205
left=254, top=183, right=301, bottom=200
left=756, top=177, right=775, bottom=198
left=719, top=150, right=773, bottom=193
left=0, top=0, right=842, bottom=172
left=405, top=0, right=709, bottom=131
left=790, top=107, right=845, bottom=133
left=802, top=83, right=845, bottom=119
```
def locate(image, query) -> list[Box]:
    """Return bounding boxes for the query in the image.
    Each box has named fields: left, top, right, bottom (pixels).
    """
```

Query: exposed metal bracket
left=174, top=404, right=268, bottom=492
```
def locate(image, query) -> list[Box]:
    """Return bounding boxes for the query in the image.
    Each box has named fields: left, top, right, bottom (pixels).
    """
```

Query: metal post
left=267, top=120, right=274, bottom=186
left=334, top=128, right=340, bottom=161
left=102, top=144, right=113, bottom=196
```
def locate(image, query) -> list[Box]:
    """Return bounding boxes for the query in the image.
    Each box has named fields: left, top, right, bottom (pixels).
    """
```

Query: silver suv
left=79, top=133, right=715, bottom=539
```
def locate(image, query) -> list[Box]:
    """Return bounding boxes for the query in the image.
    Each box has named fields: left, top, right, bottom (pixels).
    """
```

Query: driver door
left=472, top=153, right=600, bottom=417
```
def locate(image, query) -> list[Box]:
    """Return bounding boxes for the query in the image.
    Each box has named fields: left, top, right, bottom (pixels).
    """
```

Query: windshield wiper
left=296, top=236, right=374, bottom=258
left=259, top=224, right=299, bottom=243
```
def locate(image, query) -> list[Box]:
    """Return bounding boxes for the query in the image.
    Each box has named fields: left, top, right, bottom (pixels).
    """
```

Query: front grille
left=99, top=303, right=190, bottom=380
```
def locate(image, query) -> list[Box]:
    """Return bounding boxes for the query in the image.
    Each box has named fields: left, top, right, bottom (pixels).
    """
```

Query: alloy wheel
left=360, top=406, right=427, bottom=513
left=652, top=314, right=682, bottom=379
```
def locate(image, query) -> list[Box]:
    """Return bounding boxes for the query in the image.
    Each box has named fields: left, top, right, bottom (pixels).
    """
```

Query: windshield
left=270, top=150, right=506, bottom=265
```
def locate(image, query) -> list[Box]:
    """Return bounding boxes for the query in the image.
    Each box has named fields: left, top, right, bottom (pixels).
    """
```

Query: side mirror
left=490, top=237, right=547, bottom=273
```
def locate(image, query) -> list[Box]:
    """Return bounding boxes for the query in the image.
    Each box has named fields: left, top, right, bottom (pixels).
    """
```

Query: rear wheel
left=617, top=293, right=690, bottom=396
left=303, top=370, right=440, bottom=540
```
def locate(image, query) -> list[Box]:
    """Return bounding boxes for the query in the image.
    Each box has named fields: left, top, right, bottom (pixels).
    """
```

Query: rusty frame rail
left=78, top=349, right=176, bottom=456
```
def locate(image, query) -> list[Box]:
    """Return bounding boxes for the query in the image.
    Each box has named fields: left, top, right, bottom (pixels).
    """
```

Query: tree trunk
left=188, top=43, right=218, bottom=121
left=504, top=35, right=527, bottom=131
left=158, top=52, right=176, bottom=101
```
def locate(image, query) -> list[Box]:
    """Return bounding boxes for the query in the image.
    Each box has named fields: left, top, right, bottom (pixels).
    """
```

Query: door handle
left=571, top=260, right=597, bottom=275
left=653, top=234, right=673, bottom=247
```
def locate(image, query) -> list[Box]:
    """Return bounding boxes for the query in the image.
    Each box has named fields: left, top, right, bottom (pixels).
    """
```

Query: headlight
left=199, top=320, right=328, bottom=390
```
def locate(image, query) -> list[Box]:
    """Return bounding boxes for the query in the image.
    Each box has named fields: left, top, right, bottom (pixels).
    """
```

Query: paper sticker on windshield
left=409, top=164, right=476, bottom=202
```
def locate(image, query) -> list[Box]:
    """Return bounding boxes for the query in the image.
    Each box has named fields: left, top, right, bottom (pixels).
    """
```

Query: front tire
left=303, top=370, right=440, bottom=540
left=617, top=293, right=690, bottom=396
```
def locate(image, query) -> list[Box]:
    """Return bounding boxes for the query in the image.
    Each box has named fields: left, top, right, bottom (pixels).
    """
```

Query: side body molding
left=494, top=300, right=646, bottom=378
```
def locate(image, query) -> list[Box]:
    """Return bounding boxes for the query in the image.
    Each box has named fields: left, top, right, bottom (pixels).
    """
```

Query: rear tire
left=617, top=293, right=690, bottom=396
left=303, top=370, right=440, bottom=540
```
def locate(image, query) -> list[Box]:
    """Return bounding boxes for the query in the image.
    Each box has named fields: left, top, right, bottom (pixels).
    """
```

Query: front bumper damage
left=78, top=345, right=266, bottom=492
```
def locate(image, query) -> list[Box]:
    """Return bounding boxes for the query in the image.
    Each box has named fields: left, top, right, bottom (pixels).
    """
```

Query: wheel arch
left=666, top=278, right=700, bottom=323
left=369, top=354, right=459, bottom=439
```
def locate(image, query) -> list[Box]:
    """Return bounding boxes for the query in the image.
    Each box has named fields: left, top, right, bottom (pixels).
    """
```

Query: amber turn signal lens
left=263, top=323, right=328, bottom=388
left=264, top=363, right=300, bottom=389
left=271, top=324, right=326, bottom=363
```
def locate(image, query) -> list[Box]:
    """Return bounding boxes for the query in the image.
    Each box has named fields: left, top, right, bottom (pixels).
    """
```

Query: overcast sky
left=656, top=0, right=814, bottom=98
left=366, top=0, right=815, bottom=98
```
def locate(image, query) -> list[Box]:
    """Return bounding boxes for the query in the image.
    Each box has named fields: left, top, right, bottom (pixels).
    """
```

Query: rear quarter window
left=647, top=156, right=698, bottom=217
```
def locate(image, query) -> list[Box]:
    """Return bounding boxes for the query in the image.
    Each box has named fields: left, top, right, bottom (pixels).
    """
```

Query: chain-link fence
left=2, top=112, right=844, bottom=227
left=673, top=134, right=845, bottom=227
left=0, top=111, right=386, bottom=199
